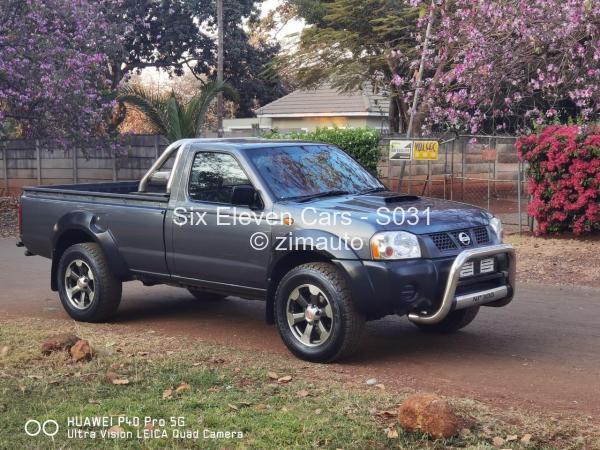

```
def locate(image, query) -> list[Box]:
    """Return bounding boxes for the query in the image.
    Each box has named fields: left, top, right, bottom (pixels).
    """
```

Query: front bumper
left=408, top=244, right=515, bottom=324
left=334, top=244, right=516, bottom=321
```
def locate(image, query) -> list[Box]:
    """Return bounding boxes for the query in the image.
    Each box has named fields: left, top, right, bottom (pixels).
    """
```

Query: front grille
left=429, top=226, right=491, bottom=252
left=430, top=232, right=457, bottom=251
left=473, top=226, right=490, bottom=244
left=450, top=230, right=473, bottom=247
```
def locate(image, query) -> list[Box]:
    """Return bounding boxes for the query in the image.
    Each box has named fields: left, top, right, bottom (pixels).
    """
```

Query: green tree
left=118, top=81, right=238, bottom=142
left=104, top=0, right=288, bottom=121
left=190, top=0, right=289, bottom=117
left=276, top=0, right=420, bottom=132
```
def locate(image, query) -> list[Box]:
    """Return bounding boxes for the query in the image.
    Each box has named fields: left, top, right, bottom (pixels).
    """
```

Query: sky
left=261, top=0, right=304, bottom=45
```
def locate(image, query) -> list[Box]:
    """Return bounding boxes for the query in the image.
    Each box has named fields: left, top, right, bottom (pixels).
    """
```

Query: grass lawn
left=0, top=318, right=597, bottom=449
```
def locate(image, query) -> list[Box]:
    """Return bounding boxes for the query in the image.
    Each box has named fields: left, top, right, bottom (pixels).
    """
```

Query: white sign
left=389, top=140, right=413, bottom=160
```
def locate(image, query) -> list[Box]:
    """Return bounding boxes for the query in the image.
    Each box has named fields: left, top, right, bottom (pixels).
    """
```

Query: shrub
left=517, top=125, right=600, bottom=235
left=263, top=127, right=381, bottom=172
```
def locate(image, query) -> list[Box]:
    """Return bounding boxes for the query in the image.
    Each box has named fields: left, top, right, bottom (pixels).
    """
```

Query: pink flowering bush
left=517, top=126, right=600, bottom=235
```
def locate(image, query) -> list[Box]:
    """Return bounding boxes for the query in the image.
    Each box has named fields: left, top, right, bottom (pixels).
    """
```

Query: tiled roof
left=256, top=85, right=389, bottom=117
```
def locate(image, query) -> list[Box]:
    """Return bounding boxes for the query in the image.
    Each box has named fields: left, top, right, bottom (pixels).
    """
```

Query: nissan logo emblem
left=458, top=232, right=471, bottom=245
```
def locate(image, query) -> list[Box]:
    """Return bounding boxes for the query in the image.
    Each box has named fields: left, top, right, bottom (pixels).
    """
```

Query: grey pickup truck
left=18, top=138, right=516, bottom=362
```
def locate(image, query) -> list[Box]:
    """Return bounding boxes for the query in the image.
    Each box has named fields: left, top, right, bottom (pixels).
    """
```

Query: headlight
left=489, top=216, right=503, bottom=241
left=371, top=231, right=421, bottom=260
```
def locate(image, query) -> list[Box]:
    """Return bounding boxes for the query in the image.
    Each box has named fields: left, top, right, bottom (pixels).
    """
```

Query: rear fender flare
left=50, top=211, right=130, bottom=290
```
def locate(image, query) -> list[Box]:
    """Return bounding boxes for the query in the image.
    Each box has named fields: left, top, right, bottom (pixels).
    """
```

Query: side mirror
left=231, top=185, right=261, bottom=209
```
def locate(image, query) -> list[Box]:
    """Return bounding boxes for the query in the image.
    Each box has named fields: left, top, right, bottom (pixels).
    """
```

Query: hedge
left=263, top=127, right=381, bottom=173
left=517, top=125, right=600, bottom=235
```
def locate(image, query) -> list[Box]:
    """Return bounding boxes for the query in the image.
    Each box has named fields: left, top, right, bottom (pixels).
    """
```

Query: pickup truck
left=18, top=138, right=516, bottom=362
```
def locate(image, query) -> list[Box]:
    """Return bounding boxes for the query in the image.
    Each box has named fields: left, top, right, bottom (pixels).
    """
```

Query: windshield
left=247, top=145, right=384, bottom=200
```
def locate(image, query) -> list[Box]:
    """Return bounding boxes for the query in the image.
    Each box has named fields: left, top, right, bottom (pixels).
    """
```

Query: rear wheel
left=57, top=243, right=122, bottom=322
left=187, top=288, right=227, bottom=302
left=274, top=262, right=364, bottom=363
left=412, top=306, right=480, bottom=333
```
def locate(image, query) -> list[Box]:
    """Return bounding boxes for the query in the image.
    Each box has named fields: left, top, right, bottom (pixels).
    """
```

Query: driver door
left=168, top=151, right=271, bottom=294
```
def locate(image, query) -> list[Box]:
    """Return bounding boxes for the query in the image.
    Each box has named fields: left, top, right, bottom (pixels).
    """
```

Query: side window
left=188, top=152, right=251, bottom=203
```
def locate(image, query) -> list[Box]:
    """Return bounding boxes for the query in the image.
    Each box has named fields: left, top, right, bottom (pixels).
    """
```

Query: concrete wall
left=0, top=135, right=168, bottom=195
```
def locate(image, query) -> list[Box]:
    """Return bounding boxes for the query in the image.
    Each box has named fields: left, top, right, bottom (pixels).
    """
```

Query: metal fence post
left=2, top=143, right=8, bottom=191
left=487, top=160, right=491, bottom=211
left=407, top=159, right=412, bottom=194
left=154, top=134, right=159, bottom=160
left=493, top=136, right=498, bottom=196
left=35, top=140, right=41, bottom=185
left=517, top=160, right=522, bottom=233
left=112, top=152, right=118, bottom=181
left=461, top=138, right=465, bottom=201
left=450, top=139, right=455, bottom=200
left=72, top=147, right=78, bottom=183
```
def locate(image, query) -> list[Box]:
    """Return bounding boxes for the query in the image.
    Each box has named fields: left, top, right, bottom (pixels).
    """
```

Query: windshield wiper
left=295, top=190, right=351, bottom=203
left=359, top=187, right=387, bottom=195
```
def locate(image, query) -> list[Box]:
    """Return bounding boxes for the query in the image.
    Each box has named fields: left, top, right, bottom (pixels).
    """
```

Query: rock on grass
left=41, top=334, right=80, bottom=355
left=70, top=340, right=93, bottom=362
left=398, top=393, right=461, bottom=439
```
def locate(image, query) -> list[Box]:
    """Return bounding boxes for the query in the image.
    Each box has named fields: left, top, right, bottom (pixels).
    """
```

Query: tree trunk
left=388, top=95, right=400, bottom=133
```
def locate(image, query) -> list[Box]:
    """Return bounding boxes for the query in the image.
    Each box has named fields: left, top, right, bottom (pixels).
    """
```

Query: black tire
left=274, top=262, right=365, bottom=363
left=413, top=306, right=480, bottom=333
left=187, top=288, right=227, bottom=302
left=57, top=243, right=122, bottom=322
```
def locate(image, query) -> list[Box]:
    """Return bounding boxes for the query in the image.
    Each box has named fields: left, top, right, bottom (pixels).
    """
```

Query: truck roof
left=183, top=138, right=324, bottom=150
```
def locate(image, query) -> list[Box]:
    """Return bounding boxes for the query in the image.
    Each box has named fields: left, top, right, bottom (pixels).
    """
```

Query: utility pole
left=397, top=0, right=435, bottom=191
left=217, top=0, right=224, bottom=138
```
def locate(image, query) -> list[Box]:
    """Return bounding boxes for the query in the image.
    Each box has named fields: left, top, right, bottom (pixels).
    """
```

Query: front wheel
left=57, top=243, right=122, bottom=322
left=411, top=306, right=480, bottom=333
left=274, top=262, right=365, bottom=363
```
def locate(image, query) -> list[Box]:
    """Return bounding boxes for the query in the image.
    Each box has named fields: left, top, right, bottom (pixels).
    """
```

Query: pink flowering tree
left=0, top=0, right=120, bottom=144
left=286, top=0, right=599, bottom=134
left=394, top=0, right=600, bottom=134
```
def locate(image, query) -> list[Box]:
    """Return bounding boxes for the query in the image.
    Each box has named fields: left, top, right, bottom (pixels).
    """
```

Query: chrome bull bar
left=408, top=244, right=516, bottom=325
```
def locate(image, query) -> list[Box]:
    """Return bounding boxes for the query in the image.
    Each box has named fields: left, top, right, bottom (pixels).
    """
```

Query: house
left=223, top=86, right=390, bottom=134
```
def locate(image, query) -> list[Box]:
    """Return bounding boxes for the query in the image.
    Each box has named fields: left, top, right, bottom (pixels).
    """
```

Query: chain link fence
left=381, top=135, right=532, bottom=233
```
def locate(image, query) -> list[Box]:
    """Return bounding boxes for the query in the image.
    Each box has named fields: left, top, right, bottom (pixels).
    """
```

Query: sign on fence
left=389, top=140, right=413, bottom=160
left=389, top=139, right=439, bottom=161
left=412, top=140, right=439, bottom=161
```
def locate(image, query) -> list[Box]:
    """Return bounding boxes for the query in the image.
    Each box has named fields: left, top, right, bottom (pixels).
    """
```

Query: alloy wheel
left=64, top=259, right=96, bottom=310
left=286, top=284, right=334, bottom=347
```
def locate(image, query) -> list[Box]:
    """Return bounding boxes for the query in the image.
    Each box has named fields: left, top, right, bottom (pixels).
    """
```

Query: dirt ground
left=505, top=233, right=600, bottom=288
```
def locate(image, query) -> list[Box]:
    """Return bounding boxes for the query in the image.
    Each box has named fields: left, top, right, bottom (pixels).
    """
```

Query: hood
left=282, top=191, right=491, bottom=234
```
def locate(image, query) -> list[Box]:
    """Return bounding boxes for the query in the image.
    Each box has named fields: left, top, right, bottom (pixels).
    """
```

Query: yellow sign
left=412, top=140, right=439, bottom=161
